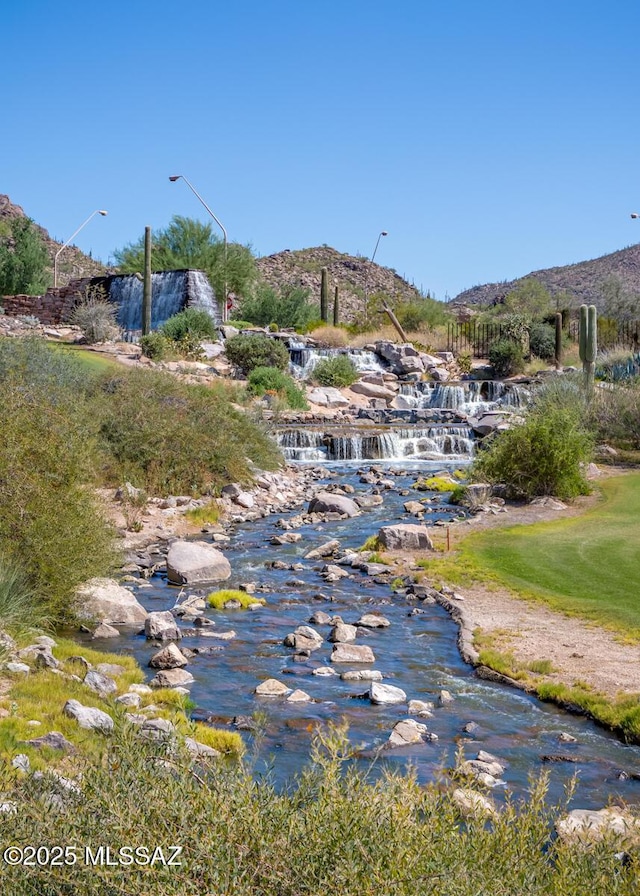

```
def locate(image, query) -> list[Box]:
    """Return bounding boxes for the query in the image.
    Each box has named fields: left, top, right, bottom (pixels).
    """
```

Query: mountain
left=453, top=243, right=640, bottom=309
left=0, top=195, right=108, bottom=286
left=255, top=246, right=424, bottom=322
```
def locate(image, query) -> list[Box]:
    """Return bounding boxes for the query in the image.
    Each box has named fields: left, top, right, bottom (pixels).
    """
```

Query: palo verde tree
left=0, top=217, right=50, bottom=295
left=114, top=215, right=257, bottom=306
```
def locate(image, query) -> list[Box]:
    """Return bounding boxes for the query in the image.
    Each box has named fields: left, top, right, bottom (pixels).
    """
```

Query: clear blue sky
left=3, top=0, right=640, bottom=300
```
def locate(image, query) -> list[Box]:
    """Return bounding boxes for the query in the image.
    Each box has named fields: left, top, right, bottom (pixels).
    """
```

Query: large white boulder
left=166, top=540, right=231, bottom=585
left=76, top=578, right=148, bottom=627
left=308, top=492, right=359, bottom=517
left=378, top=524, right=434, bottom=551
left=63, top=700, right=114, bottom=734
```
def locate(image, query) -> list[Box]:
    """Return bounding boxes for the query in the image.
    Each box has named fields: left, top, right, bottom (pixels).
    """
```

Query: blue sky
left=3, top=0, right=640, bottom=299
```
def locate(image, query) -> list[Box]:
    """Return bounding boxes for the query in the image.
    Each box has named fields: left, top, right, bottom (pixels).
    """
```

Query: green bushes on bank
left=312, top=354, right=358, bottom=387
left=247, top=366, right=308, bottom=409
left=225, top=333, right=290, bottom=374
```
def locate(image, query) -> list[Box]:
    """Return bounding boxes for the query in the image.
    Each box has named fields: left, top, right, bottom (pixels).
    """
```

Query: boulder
left=306, top=387, right=351, bottom=408
left=24, top=732, right=76, bottom=753
left=387, top=719, right=429, bottom=748
left=378, top=524, right=434, bottom=551
left=149, top=668, right=194, bottom=688
left=145, top=611, right=181, bottom=641
left=369, top=682, right=407, bottom=705
left=166, top=540, right=231, bottom=585
left=83, top=670, right=118, bottom=698
left=451, top=788, right=498, bottom=819
left=354, top=494, right=384, bottom=509
left=63, top=700, right=114, bottom=734
left=91, top=623, right=120, bottom=639
left=308, top=492, right=359, bottom=518
left=328, top=623, right=358, bottom=643
left=305, top=540, right=341, bottom=559
left=357, top=613, right=390, bottom=628
left=255, top=679, right=291, bottom=697
left=556, top=807, right=640, bottom=846
left=330, top=643, right=375, bottom=664
left=340, top=670, right=383, bottom=682
left=349, top=382, right=396, bottom=402
left=149, top=643, right=188, bottom=669
left=408, top=699, right=434, bottom=717
left=287, top=689, right=312, bottom=703
left=76, top=578, right=148, bottom=627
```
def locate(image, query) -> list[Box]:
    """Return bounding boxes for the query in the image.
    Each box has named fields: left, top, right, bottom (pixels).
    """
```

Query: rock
left=321, top=564, right=350, bottom=580
left=83, top=670, right=118, bottom=697
left=408, top=699, right=434, bottom=717
left=271, top=533, right=302, bottom=545
left=369, top=682, right=407, bottom=705
left=340, top=670, right=383, bottom=682
left=328, top=623, right=358, bottom=643
left=96, top=663, right=126, bottom=677
left=144, top=610, right=182, bottom=641
left=12, top=754, right=30, bottom=772
left=357, top=613, right=391, bottom=628
left=349, top=381, right=396, bottom=401
left=149, top=643, right=188, bottom=669
left=34, top=651, right=61, bottom=671
left=308, top=492, right=359, bottom=518
left=451, top=788, right=498, bottom=819
left=307, top=387, right=350, bottom=408
left=63, top=700, right=114, bottom=734
left=184, top=737, right=221, bottom=759
left=556, top=807, right=640, bottom=846
left=115, top=692, right=142, bottom=708
left=309, top=611, right=332, bottom=625
left=330, top=643, right=375, bottom=664
left=313, top=667, right=339, bottom=677
left=559, top=732, right=578, bottom=743
left=439, top=689, right=454, bottom=705
left=76, top=577, right=148, bottom=626
left=287, top=689, right=312, bottom=703
left=255, top=679, right=291, bottom=697
left=459, top=758, right=506, bottom=779
left=6, top=662, right=30, bottom=675
left=140, top=718, right=175, bottom=740
left=149, top=668, right=195, bottom=688
left=354, top=494, right=384, bottom=509
left=403, top=500, right=427, bottom=515
left=378, top=524, right=434, bottom=551
left=24, top=731, right=76, bottom=753
left=91, top=622, right=120, bottom=639
left=387, top=719, right=429, bottom=747
left=449, top=483, right=492, bottom=509
left=305, top=539, right=341, bottom=559
left=283, top=633, right=323, bottom=652
left=34, top=636, right=57, bottom=648
left=129, top=683, right=153, bottom=695
left=166, top=540, right=231, bottom=585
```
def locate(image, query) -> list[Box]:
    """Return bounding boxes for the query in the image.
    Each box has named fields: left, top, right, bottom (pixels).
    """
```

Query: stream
left=90, top=460, right=640, bottom=810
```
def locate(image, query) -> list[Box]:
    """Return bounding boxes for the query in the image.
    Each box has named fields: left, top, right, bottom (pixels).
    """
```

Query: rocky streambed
left=85, top=461, right=640, bottom=810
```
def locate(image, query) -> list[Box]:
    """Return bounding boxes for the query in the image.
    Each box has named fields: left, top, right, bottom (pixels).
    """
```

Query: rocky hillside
left=256, top=246, right=424, bottom=322
left=453, top=242, right=640, bottom=310
left=0, top=195, right=108, bottom=288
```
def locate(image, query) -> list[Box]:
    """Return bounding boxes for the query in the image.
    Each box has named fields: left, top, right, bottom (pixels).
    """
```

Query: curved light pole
left=54, top=209, right=108, bottom=287
left=169, top=175, right=228, bottom=322
left=363, top=230, right=388, bottom=314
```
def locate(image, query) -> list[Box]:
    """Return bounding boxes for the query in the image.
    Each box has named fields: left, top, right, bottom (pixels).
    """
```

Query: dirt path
left=423, top=470, right=640, bottom=703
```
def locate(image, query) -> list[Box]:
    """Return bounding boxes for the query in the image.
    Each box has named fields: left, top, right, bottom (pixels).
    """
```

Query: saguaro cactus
left=142, top=226, right=152, bottom=336
left=579, top=303, right=597, bottom=391
left=320, top=267, right=329, bottom=323
left=554, top=312, right=563, bottom=369
left=333, top=285, right=340, bottom=326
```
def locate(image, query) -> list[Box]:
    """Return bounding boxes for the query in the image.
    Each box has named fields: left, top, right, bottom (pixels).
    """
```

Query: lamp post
left=168, top=175, right=228, bottom=322
left=54, top=209, right=108, bottom=287
left=363, top=230, right=388, bottom=314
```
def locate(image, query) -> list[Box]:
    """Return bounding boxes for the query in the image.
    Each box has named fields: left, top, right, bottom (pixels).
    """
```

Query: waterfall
left=398, top=380, right=531, bottom=414
left=107, top=269, right=220, bottom=340
left=276, top=425, right=474, bottom=463
left=289, top=347, right=388, bottom=379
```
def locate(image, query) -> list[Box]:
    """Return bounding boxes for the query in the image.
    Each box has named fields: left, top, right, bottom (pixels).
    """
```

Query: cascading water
left=107, top=269, right=221, bottom=339
left=289, top=347, right=388, bottom=379
left=398, top=380, right=531, bottom=414
left=277, top=425, right=474, bottom=463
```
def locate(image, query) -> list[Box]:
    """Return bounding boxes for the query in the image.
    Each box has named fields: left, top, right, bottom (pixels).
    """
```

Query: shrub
left=472, top=400, right=593, bottom=500
left=225, top=334, right=289, bottom=374
left=308, top=325, right=349, bottom=347
left=247, top=366, right=308, bottom=410
left=456, top=351, right=473, bottom=374
left=234, top=283, right=317, bottom=330
left=161, top=307, right=218, bottom=342
left=71, top=288, right=120, bottom=344
left=97, top=368, right=281, bottom=495
left=587, top=378, right=640, bottom=449
left=207, top=589, right=266, bottom=609
left=139, top=332, right=175, bottom=360
left=489, top=338, right=525, bottom=377
left=529, top=321, right=556, bottom=361
left=313, top=354, right=358, bottom=387
left=394, top=297, right=449, bottom=332
left=0, top=557, right=51, bottom=650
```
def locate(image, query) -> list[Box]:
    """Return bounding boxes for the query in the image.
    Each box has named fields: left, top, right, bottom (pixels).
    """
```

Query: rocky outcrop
left=378, top=524, right=434, bottom=551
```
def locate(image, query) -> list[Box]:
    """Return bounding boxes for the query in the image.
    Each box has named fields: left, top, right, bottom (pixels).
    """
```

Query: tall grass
left=0, top=725, right=636, bottom=895
left=0, top=557, right=51, bottom=651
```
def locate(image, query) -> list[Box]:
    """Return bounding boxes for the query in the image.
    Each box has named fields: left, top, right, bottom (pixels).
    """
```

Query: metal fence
left=448, top=319, right=640, bottom=357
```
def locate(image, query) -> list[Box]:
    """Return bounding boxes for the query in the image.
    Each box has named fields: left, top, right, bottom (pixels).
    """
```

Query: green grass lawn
left=460, top=472, right=640, bottom=639
left=54, top=344, right=123, bottom=374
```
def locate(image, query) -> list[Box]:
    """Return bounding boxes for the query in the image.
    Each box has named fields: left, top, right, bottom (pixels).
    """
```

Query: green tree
left=0, top=217, right=50, bottom=295
left=503, top=278, right=552, bottom=319
left=234, top=282, right=317, bottom=330
left=114, top=216, right=257, bottom=308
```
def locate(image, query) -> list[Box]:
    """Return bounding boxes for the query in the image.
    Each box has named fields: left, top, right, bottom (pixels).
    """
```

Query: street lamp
left=363, top=230, right=388, bottom=313
left=54, top=209, right=108, bottom=287
left=168, top=175, right=228, bottom=322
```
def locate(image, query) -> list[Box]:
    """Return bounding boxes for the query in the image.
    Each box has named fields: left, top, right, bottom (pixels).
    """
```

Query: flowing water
left=276, top=426, right=475, bottom=463
left=94, top=462, right=640, bottom=809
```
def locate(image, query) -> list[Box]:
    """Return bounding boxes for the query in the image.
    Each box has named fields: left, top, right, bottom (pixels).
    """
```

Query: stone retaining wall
left=1, top=278, right=99, bottom=325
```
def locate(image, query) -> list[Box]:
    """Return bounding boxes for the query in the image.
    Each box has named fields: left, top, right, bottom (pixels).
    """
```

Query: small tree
left=0, top=217, right=50, bottom=295
left=233, top=283, right=317, bottom=330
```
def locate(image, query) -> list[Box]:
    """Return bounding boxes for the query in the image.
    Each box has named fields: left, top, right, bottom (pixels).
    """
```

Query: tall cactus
left=142, top=226, right=152, bottom=336
left=579, top=303, right=597, bottom=392
left=333, top=285, right=340, bottom=326
left=320, top=268, right=329, bottom=322
left=554, top=312, right=563, bottom=370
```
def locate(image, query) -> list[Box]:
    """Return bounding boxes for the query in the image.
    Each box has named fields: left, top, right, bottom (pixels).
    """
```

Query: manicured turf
left=461, top=472, right=640, bottom=638
left=55, top=344, right=122, bottom=374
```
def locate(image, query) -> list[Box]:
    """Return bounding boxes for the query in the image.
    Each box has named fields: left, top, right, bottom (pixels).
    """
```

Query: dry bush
left=308, top=325, right=349, bottom=347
